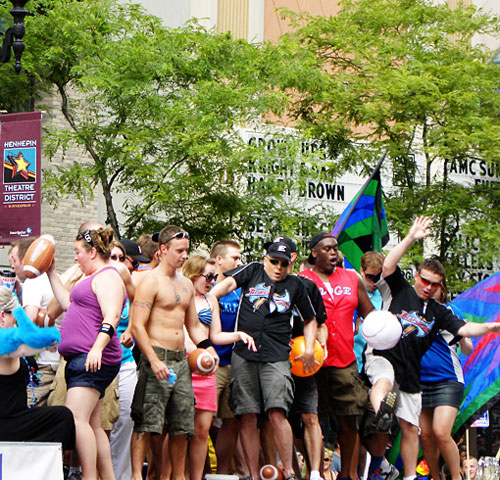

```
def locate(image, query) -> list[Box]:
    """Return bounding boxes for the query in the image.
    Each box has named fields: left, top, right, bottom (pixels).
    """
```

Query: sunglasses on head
left=165, top=231, right=189, bottom=243
left=364, top=271, right=381, bottom=283
left=79, top=229, right=94, bottom=246
left=418, top=274, right=442, bottom=289
left=110, top=254, right=125, bottom=262
left=201, top=273, right=218, bottom=282
left=268, top=258, right=290, bottom=268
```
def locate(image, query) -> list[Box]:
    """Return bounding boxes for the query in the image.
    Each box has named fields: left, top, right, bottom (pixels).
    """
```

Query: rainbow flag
left=452, top=271, right=500, bottom=435
left=331, top=155, right=389, bottom=271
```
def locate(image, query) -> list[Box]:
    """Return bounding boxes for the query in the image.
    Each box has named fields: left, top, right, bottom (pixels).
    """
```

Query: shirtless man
left=130, top=225, right=218, bottom=480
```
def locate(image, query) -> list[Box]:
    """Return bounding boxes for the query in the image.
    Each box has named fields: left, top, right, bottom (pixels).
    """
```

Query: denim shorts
left=421, top=381, right=464, bottom=409
left=65, top=353, right=120, bottom=398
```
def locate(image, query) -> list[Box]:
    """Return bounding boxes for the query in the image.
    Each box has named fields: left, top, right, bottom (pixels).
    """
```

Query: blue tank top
left=117, top=299, right=134, bottom=364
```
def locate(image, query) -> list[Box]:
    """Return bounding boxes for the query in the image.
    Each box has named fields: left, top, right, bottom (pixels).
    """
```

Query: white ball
left=362, top=310, right=402, bottom=350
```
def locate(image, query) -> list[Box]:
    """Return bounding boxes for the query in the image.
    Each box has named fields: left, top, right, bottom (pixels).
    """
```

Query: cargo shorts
left=132, top=347, right=195, bottom=436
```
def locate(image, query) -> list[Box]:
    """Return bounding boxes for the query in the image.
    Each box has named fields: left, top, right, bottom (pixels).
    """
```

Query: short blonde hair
left=182, top=255, right=215, bottom=282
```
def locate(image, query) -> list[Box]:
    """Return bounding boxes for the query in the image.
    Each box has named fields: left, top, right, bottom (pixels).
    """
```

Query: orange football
left=289, top=335, right=325, bottom=377
left=188, top=348, right=216, bottom=375
left=23, top=235, right=55, bottom=279
left=259, top=465, right=284, bottom=480
left=34, top=309, right=55, bottom=328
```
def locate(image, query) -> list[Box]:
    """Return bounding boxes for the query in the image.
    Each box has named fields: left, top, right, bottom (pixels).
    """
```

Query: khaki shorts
left=28, top=363, right=58, bottom=407
left=229, top=352, right=294, bottom=416
left=101, top=374, right=120, bottom=430
left=216, top=364, right=234, bottom=419
left=316, top=361, right=368, bottom=417
left=133, top=347, right=195, bottom=436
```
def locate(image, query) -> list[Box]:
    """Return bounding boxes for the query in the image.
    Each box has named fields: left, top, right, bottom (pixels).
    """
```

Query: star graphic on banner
left=7, top=152, right=31, bottom=180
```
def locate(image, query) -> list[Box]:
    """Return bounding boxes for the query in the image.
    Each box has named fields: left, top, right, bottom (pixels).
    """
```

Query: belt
left=152, top=346, right=186, bottom=361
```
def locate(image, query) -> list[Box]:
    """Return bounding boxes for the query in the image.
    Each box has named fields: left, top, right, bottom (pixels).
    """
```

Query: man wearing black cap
left=301, top=233, right=374, bottom=480
left=211, top=241, right=319, bottom=480
left=120, top=238, right=151, bottom=273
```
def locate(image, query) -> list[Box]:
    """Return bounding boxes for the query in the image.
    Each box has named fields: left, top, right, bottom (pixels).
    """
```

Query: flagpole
left=466, top=429, right=470, bottom=480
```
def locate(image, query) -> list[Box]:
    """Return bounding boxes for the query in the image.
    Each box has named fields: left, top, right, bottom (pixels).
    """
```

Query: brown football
left=259, top=465, right=284, bottom=480
left=188, top=348, right=216, bottom=375
left=34, top=309, right=55, bottom=328
left=23, top=235, right=55, bottom=279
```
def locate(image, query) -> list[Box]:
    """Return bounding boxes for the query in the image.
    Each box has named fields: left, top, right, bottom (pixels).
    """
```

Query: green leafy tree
left=276, top=0, right=500, bottom=291
left=0, top=0, right=330, bottom=249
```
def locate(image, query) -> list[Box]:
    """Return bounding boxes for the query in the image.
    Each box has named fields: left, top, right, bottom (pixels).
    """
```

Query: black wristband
left=197, top=338, right=213, bottom=349
left=99, top=322, right=115, bottom=337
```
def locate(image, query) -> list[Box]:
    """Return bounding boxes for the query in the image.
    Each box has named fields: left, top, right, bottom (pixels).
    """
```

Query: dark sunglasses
left=418, top=274, right=442, bottom=289
left=268, top=258, right=290, bottom=268
left=324, top=458, right=332, bottom=462
left=126, top=256, right=139, bottom=269
left=165, top=231, right=189, bottom=243
left=364, top=271, right=381, bottom=283
left=3, top=310, right=12, bottom=314
left=110, top=254, right=125, bottom=262
left=201, top=273, right=218, bottom=282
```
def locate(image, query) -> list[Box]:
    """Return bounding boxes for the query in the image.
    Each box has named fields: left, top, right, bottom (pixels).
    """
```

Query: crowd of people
left=0, top=216, right=496, bottom=480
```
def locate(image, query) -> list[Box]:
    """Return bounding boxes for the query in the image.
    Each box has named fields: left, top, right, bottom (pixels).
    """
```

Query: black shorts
left=65, top=353, right=120, bottom=398
left=421, top=381, right=464, bottom=409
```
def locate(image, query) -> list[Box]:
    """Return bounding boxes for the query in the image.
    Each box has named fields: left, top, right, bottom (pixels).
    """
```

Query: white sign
left=0, top=442, right=63, bottom=479
left=472, top=411, right=489, bottom=428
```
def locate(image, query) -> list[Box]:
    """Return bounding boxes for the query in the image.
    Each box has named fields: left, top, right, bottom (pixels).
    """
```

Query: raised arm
left=383, top=216, right=432, bottom=278
left=86, top=269, right=125, bottom=372
left=46, top=259, right=72, bottom=311
left=210, top=276, right=238, bottom=299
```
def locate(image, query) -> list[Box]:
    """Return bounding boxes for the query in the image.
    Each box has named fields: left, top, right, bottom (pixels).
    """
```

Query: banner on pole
left=0, top=112, right=42, bottom=244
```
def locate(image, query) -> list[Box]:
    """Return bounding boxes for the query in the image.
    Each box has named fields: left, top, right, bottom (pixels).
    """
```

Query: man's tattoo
left=134, top=300, right=153, bottom=309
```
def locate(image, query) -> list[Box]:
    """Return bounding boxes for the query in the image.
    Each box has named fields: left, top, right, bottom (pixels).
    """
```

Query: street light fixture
left=0, top=0, right=29, bottom=74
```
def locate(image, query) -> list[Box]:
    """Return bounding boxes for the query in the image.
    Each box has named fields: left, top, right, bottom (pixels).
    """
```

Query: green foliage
left=0, top=0, right=322, bottom=249
left=276, top=0, right=500, bottom=291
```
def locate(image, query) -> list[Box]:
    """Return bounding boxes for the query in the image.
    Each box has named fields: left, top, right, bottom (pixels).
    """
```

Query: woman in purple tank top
left=47, top=227, right=126, bottom=480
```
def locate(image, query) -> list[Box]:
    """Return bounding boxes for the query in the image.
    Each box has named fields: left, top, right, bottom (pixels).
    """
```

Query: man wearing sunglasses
left=211, top=241, right=319, bottom=480
left=364, top=216, right=500, bottom=480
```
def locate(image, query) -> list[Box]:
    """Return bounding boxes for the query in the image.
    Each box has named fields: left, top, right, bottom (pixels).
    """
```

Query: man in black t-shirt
left=364, top=216, right=500, bottom=480
left=211, top=241, right=318, bottom=480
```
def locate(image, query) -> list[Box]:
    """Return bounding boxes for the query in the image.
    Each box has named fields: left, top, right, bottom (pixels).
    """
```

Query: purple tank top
left=59, top=266, right=124, bottom=365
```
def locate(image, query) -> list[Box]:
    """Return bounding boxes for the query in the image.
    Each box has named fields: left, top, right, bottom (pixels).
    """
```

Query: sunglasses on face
left=364, top=271, right=381, bottom=283
left=268, top=258, right=290, bottom=268
left=110, top=254, right=125, bottom=262
left=418, top=274, right=442, bottom=289
left=201, top=273, right=218, bottom=282
left=125, top=256, right=139, bottom=269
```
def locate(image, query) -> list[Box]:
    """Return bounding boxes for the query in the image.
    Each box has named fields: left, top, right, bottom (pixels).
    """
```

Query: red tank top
left=300, top=267, right=358, bottom=367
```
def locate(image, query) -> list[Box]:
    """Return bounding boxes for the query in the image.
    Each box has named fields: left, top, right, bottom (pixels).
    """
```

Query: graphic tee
left=375, top=267, right=465, bottom=393
left=224, top=262, right=316, bottom=362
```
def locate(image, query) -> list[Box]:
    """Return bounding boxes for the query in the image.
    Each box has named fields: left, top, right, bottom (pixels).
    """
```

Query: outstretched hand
left=409, top=216, right=432, bottom=241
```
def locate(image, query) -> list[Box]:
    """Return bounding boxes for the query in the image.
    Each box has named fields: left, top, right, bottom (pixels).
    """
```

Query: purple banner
left=0, top=112, right=42, bottom=244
